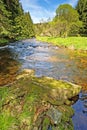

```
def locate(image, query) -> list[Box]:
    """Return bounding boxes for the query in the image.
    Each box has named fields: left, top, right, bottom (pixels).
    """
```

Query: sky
left=20, top=0, right=78, bottom=23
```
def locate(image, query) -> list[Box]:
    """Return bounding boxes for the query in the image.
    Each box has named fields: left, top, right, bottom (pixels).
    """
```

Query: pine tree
left=3, top=0, right=24, bottom=37
left=0, top=0, right=11, bottom=40
left=76, top=0, right=87, bottom=35
left=3, top=0, right=23, bottom=20
left=15, top=12, right=35, bottom=40
left=0, top=0, right=35, bottom=44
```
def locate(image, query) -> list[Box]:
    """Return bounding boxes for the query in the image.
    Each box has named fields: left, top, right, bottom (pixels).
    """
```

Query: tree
left=0, top=0, right=35, bottom=44
left=3, top=0, right=23, bottom=21
left=56, top=4, right=79, bottom=23
left=76, top=0, right=87, bottom=35
left=34, top=4, right=82, bottom=37
left=3, top=0, right=24, bottom=38
left=55, top=4, right=82, bottom=37
left=15, top=12, right=35, bottom=39
left=0, top=0, right=11, bottom=39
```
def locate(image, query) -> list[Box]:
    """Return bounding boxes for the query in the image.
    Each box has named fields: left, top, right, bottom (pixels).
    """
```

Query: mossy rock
left=31, top=76, right=81, bottom=105
left=0, top=70, right=81, bottom=130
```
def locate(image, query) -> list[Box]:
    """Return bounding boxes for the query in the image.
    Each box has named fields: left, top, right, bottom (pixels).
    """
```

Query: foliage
left=76, top=0, right=87, bottom=35
left=35, top=4, right=82, bottom=37
left=54, top=4, right=82, bottom=37
left=56, top=4, right=78, bottom=22
left=0, top=0, right=11, bottom=39
left=34, top=22, right=50, bottom=36
left=3, top=0, right=23, bottom=20
left=14, top=12, right=35, bottom=40
left=0, top=0, right=35, bottom=45
left=0, top=38, right=9, bottom=46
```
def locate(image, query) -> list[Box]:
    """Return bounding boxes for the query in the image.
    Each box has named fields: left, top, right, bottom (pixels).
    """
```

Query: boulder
left=32, top=76, right=81, bottom=105
left=0, top=71, right=81, bottom=130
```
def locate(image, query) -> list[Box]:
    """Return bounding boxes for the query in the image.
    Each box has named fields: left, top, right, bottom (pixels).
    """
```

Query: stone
left=32, top=76, right=82, bottom=105
left=16, top=69, right=34, bottom=80
left=46, top=106, right=62, bottom=125
left=0, top=72, right=81, bottom=130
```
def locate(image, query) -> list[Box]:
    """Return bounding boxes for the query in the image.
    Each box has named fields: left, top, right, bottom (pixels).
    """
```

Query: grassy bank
left=37, top=36, right=87, bottom=50
left=0, top=38, right=9, bottom=46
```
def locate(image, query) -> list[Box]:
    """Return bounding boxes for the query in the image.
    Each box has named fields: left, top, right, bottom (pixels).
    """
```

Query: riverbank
left=0, top=38, right=16, bottom=47
left=0, top=69, right=81, bottom=130
left=0, top=38, right=9, bottom=46
left=37, top=36, right=87, bottom=51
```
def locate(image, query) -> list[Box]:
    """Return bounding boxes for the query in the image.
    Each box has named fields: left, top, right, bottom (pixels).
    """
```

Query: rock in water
left=32, top=76, right=82, bottom=105
left=46, top=106, right=62, bottom=125
left=0, top=71, right=82, bottom=130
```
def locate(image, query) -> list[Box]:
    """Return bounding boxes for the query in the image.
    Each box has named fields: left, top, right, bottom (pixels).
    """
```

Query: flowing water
left=0, top=39, right=87, bottom=129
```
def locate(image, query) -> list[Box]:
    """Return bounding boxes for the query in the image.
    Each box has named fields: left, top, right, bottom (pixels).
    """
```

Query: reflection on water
left=0, top=39, right=87, bottom=129
left=0, top=48, right=19, bottom=86
left=72, top=92, right=87, bottom=130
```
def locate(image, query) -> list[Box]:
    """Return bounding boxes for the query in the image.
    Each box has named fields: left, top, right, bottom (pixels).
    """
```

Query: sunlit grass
left=37, top=36, right=87, bottom=50
left=0, top=111, right=16, bottom=130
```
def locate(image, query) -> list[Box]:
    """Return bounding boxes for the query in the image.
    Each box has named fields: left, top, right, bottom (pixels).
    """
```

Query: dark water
left=0, top=39, right=87, bottom=129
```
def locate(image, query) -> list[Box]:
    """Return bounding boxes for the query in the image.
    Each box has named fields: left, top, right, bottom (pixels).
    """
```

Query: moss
left=42, top=117, right=51, bottom=130
left=31, top=76, right=81, bottom=105
left=0, top=72, right=81, bottom=129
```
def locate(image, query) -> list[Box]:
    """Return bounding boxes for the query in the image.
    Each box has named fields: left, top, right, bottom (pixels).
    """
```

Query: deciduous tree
left=55, top=4, right=82, bottom=37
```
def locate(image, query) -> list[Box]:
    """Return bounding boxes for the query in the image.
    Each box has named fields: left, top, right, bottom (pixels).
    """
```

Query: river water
left=0, top=39, right=87, bottom=130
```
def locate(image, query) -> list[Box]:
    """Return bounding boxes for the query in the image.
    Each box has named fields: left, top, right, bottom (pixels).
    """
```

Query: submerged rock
left=46, top=106, right=62, bottom=125
left=0, top=70, right=81, bottom=130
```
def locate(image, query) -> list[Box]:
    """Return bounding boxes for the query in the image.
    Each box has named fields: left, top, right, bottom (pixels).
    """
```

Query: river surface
left=0, top=39, right=87, bottom=130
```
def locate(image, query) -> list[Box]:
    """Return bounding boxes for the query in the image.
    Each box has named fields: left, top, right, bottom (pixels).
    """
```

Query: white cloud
left=20, top=0, right=78, bottom=23
left=30, top=7, right=55, bottom=23
left=20, top=0, right=55, bottom=23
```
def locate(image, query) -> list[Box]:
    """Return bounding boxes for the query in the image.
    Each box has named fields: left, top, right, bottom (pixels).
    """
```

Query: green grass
left=0, top=87, right=9, bottom=108
left=37, top=36, right=87, bottom=50
left=0, top=38, right=9, bottom=46
left=0, top=111, right=16, bottom=130
left=0, top=75, right=81, bottom=129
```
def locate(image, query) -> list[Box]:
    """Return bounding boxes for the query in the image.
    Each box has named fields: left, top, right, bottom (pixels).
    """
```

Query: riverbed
left=0, top=39, right=87, bottom=130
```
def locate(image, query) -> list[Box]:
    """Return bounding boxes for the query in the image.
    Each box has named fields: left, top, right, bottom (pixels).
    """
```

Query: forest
left=0, top=0, right=35, bottom=45
left=35, top=0, right=87, bottom=37
left=0, top=0, right=87, bottom=45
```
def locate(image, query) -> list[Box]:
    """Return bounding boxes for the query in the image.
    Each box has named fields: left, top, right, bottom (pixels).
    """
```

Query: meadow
left=37, top=36, right=87, bottom=50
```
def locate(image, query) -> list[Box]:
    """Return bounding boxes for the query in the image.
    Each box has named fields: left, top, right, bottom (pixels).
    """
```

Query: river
left=0, top=39, right=87, bottom=130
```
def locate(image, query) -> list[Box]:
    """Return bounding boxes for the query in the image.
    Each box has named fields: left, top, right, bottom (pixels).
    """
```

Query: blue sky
left=20, top=0, right=78, bottom=23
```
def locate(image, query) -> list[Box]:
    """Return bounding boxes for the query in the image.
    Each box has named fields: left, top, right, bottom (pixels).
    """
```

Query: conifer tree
left=15, top=12, right=35, bottom=39
left=76, top=0, right=87, bottom=35
left=3, top=0, right=23, bottom=20
left=0, top=0, right=35, bottom=44
left=0, top=0, right=11, bottom=39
